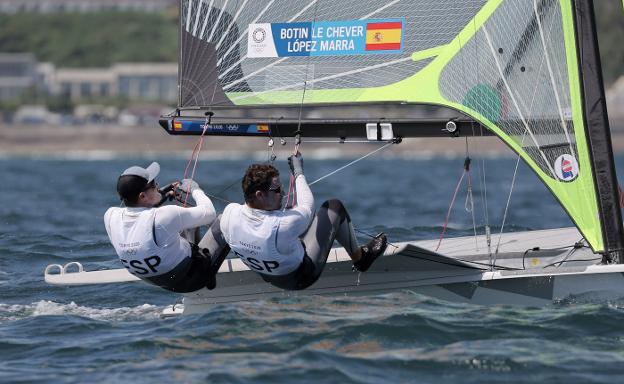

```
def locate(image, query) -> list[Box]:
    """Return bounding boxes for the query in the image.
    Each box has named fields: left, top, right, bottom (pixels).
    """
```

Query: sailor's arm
left=154, top=180, right=216, bottom=245
left=103, top=207, right=116, bottom=239
left=277, top=154, right=315, bottom=247
left=289, top=152, right=314, bottom=221
left=294, top=174, right=314, bottom=220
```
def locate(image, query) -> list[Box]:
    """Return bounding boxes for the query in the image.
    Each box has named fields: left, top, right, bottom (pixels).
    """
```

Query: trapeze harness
left=104, top=190, right=218, bottom=293
left=221, top=174, right=360, bottom=290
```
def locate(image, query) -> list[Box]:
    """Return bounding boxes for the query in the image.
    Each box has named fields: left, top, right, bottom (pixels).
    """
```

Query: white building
left=0, top=53, right=178, bottom=104
left=0, top=53, right=38, bottom=100
left=52, top=63, right=177, bottom=103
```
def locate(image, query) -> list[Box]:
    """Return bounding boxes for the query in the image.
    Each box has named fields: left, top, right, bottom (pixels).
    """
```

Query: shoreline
left=2, top=122, right=624, bottom=158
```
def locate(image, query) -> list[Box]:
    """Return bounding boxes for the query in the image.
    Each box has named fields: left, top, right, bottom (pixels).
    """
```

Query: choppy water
left=2, top=153, right=624, bottom=383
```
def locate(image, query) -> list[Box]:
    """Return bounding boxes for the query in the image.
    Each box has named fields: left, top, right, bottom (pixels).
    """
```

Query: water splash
left=0, top=300, right=162, bottom=322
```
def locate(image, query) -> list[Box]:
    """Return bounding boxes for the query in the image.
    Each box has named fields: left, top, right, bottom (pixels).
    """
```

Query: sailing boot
left=353, top=233, right=388, bottom=272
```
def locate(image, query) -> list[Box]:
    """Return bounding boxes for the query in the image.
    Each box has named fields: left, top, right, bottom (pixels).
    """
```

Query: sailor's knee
left=321, top=198, right=343, bottom=210
left=321, top=199, right=347, bottom=217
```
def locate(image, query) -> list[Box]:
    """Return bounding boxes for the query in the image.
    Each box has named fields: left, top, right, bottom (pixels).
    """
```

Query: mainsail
left=161, top=0, right=623, bottom=258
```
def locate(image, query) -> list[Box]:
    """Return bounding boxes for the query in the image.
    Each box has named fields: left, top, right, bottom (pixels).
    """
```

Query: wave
left=0, top=300, right=163, bottom=323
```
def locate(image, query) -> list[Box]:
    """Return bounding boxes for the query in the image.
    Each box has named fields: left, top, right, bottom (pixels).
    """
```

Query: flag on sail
left=365, top=21, right=403, bottom=51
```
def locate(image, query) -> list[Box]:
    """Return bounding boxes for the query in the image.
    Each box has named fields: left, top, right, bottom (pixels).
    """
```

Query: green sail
left=178, top=0, right=604, bottom=251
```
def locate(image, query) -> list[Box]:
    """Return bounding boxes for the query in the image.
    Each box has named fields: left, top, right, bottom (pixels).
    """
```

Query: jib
left=120, top=256, right=161, bottom=275
left=236, top=253, right=279, bottom=272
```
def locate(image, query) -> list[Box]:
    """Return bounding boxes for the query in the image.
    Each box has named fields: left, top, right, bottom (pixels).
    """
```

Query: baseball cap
left=117, top=162, right=160, bottom=203
left=121, top=162, right=160, bottom=183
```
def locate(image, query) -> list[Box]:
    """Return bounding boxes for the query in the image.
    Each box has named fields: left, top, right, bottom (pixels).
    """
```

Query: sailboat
left=45, top=0, right=624, bottom=316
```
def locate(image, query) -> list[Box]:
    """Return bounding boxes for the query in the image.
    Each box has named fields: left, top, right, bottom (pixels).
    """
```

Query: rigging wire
left=283, top=0, right=320, bottom=210
left=435, top=156, right=471, bottom=252
left=491, top=136, right=524, bottom=266
left=492, top=31, right=550, bottom=265
left=308, top=141, right=397, bottom=186
left=456, top=24, right=477, bottom=251
left=181, top=113, right=211, bottom=206
left=468, top=15, right=492, bottom=259
left=463, top=138, right=478, bottom=250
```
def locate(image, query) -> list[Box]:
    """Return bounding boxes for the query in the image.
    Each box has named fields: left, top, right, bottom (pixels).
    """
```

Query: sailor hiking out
left=220, top=152, right=388, bottom=290
left=104, top=162, right=229, bottom=292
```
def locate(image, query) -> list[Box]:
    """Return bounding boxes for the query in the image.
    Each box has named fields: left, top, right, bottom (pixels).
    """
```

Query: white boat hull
left=45, top=227, right=624, bottom=316
left=179, top=227, right=624, bottom=314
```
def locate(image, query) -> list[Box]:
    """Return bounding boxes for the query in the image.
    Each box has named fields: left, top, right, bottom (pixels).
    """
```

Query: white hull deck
left=46, top=227, right=624, bottom=316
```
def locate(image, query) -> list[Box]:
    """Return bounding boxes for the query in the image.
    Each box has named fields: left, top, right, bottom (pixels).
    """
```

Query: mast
left=573, top=0, right=624, bottom=263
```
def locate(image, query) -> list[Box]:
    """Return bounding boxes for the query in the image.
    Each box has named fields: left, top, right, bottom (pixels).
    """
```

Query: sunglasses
left=143, top=180, right=159, bottom=191
left=267, top=185, right=282, bottom=194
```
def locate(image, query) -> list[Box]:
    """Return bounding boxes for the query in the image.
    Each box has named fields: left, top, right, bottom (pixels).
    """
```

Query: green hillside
left=0, top=11, right=178, bottom=67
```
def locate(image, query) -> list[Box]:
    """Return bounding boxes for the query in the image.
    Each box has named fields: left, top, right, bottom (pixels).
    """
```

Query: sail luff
left=572, top=0, right=624, bottom=262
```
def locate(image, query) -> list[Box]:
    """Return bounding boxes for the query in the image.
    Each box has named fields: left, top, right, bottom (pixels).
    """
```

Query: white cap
left=121, top=162, right=160, bottom=183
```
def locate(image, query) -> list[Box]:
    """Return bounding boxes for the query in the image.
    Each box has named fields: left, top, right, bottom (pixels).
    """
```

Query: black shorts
left=144, top=244, right=213, bottom=293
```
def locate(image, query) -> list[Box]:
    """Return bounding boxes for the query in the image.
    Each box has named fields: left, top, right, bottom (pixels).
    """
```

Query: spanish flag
left=173, top=121, right=183, bottom=131
left=257, top=124, right=270, bottom=133
left=365, top=21, right=402, bottom=51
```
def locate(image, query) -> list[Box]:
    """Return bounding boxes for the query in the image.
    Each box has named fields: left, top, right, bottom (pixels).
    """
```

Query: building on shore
left=0, top=53, right=39, bottom=101
left=0, top=53, right=177, bottom=104
left=53, top=63, right=177, bottom=103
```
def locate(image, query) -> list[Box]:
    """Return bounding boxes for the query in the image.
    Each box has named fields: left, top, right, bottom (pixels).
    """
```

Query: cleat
left=353, top=233, right=388, bottom=272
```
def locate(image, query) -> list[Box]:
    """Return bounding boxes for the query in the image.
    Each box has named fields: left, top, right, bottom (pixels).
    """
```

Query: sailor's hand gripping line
left=154, top=112, right=215, bottom=208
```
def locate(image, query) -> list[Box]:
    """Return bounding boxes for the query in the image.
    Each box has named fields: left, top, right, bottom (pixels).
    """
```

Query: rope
left=284, top=1, right=320, bottom=210
left=181, top=115, right=210, bottom=206
left=490, top=41, right=548, bottom=265
left=463, top=138, right=478, bottom=250
left=492, top=133, right=527, bottom=266
left=309, top=141, right=395, bottom=186
left=435, top=167, right=467, bottom=252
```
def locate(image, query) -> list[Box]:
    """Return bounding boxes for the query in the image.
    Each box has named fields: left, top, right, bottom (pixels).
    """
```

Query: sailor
left=104, top=162, right=229, bottom=292
left=220, top=153, right=388, bottom=290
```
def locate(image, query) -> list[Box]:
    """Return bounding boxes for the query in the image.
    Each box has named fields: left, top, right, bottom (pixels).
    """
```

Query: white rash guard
left=104, top=189, right=216, bottom=278
left=221, top=175, right=315, bottom=276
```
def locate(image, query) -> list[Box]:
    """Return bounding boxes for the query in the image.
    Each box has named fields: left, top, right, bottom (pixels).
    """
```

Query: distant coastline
left=2, top=121, right=624, bottom=158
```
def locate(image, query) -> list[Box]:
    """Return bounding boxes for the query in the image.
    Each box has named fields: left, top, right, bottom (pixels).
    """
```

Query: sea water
left=1, top=154, right=624, bottom=383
